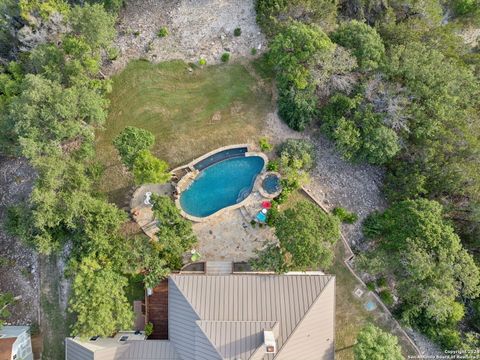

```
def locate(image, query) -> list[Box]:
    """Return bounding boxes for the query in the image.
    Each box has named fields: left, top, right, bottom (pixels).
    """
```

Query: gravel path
left=105, top=0, right=267, bottom=75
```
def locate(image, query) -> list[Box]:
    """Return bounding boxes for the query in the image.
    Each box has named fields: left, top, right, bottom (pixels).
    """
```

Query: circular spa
left=179, top=156, right=265, bottom=218
left=262, top=173, right=281, bottom=195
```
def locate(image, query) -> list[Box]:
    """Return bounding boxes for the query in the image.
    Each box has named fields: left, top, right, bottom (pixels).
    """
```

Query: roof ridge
left=273, top=276, right=335, bottom=359
left=194, top=320, right=225, bottom=359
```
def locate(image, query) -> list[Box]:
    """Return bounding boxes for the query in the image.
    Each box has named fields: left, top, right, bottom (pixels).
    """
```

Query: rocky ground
left=105, top=0, right=267, bottom=75
left=0, top=156, right=39, bottom=326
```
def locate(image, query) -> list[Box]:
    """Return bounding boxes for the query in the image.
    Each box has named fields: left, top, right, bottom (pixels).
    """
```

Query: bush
left=157, top=27, right=169, bottom=38
left=332, top=207, right=358, bottom=224
left=107, top=47, right=119, bottom=61
left=278, top=139, right=316, bottom=172
left=376, top=277, right=388, bottom=288
left=251, top=48, right=257, bottom=55
left=259, top=136, right=273, bottom=151
left=379, top=290, right=394, bottom=306
left=198, top=58, right=207, bottom=66
left=234, top=27, right=241, bottom=36
left=267, top=160, right=279, bottom=172
left=221, top=52, right=230, bottom=62
left=144, top=322, right=154, bottom=336
left=366, top=281, right=376, bottom=291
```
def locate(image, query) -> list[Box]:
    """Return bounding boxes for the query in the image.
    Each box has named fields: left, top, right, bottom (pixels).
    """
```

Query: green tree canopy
left=132, top=150, right=170, bottom=185
left=332, top=20, right=385, bottom=71
left=70, top=257, right=133, bottom=338
left=269, top=21, right=334, bottom=89
left=274, top=200, right=340, bottom=271
left=362, top=199, right=480, bottom=347
left=69, top=3, right=116, bottom=51
left=3, top=74, right=107, bottom=159
left=113, top=126, right=155, bottom=169
left=151, top=195, right=197, bottom=270
left=354, top=323, right=404, bottom=360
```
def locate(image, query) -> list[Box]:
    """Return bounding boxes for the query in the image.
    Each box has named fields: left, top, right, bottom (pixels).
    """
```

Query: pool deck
left=131, top=144, right=278, bottom=261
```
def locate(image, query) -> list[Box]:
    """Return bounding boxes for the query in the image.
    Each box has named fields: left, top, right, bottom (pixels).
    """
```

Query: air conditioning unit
left=263, top=330, right=277, bottom=354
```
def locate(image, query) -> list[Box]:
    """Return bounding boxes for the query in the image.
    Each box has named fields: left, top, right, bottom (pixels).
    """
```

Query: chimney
left=263, top=330, right=277, bottom=354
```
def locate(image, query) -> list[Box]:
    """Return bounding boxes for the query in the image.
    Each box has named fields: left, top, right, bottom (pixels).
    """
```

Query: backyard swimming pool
left=179, top=156, right=264, bottom=217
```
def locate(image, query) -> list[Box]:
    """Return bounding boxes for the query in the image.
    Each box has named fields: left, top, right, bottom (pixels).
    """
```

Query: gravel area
left=105, top=0, right=267, bottom=75
left=0, top=156, right=39, bottom=326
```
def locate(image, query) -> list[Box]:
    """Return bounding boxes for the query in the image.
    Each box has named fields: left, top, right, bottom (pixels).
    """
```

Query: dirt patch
left=104, top=0, right=267, bottom=75
left=0, top=156, right=39, bottom=326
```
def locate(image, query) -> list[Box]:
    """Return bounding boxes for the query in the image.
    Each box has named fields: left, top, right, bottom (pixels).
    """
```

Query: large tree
left=151, top=195, right=197, bottom=270
left=70, top=258, right=133, bottom=338
left=113, top=126, right=155, bottom=169
left=354, top=324, right=404, bottom=360
left=332, top=20, right=385, bottom=71
left=362, top=199, right=480, bottom=347
left=273, top=200, right=339, bottom=271
left=132, top=149, right=170, bottom=185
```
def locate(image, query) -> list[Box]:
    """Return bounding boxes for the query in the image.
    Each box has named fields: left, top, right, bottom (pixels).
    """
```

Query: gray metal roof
left=168, top=274, right=335, bottom=360
left=65, top=339, right=180, bottom=360
left=196, top=321, right=277, bottom=360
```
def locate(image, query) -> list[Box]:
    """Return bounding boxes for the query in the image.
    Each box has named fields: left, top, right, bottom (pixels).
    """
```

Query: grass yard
left=96, top=60, right=273, bottom=204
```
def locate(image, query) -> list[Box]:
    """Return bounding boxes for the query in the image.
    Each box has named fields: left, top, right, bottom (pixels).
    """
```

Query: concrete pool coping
left=173, top=144, right=269, bottom=223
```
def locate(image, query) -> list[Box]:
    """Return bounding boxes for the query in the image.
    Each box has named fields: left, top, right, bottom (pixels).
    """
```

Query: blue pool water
left=262, top=174, right=281, bottom=194
left=180, top=156, right=265, bottom=217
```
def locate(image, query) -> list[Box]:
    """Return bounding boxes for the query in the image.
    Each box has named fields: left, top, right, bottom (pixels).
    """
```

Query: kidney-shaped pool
left=179, top=156, right=264, bottom=218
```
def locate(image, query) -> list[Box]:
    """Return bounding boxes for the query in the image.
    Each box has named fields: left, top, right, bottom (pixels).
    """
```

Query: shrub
left=376, top=277, right=388, bottom=288
left=259, top=136, right=273, bottom=151
left=267, top=160, right=279, bottom=172
left=251, top=48, right=257, bottom=55
left=221, top=52, right=230, bottom=62
left=157, top=27, right=169, bottom=38
left=234, top=27, right=241, bottom=36
left=133, top=30, right=140, bottom=37
left=198, top=58, right=207, bottom=66
left=379, top=290, right=394, bottom=306
left=278, top=139, right=316, bottom=172
left=366, top=281, right=376, bottom=291
left=107, top=47, right=119, bottom=61
left=144, top=322, right=154, bottom=336
left=332, top=207, right=358, bottom=224
left=354, top=324, right=403, bottom=360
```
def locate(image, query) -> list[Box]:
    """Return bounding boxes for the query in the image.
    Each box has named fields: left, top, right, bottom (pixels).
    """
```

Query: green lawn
left=96, top=60, right=273, bottom=204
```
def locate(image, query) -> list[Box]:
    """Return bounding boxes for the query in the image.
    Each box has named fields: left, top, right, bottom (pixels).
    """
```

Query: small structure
left=0, top=326, right=33, bottom=360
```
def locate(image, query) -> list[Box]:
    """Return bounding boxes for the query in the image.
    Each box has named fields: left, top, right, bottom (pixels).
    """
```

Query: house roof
left=66, top=273, right=335, bottom=360
left=0, top=338, right=16, bottom=360
left=168, top=274, right=335, bottom=360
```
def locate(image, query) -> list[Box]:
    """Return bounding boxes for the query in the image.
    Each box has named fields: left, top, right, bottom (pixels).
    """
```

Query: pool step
left=205, top=261, right=233, bottom=275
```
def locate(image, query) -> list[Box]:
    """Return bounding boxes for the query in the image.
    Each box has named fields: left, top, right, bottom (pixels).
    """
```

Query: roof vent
left=264, top=330, right=277, bottom=354
left=119, top=335, right=129, bottom=342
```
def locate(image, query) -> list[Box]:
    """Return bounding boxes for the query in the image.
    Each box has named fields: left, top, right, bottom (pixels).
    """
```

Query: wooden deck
left=147, top=279, right=169, bottom=340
